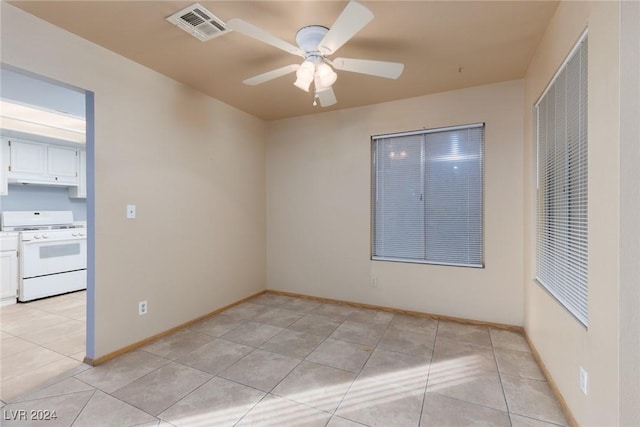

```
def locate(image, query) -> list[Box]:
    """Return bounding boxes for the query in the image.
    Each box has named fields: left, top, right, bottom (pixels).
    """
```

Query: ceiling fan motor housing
left=296, top=25, right=330, bottom=54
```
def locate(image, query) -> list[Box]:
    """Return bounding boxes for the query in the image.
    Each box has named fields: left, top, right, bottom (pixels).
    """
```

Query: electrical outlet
left=127, top=204, right=136, bottom=219
left=138, top=300, right=148, bottom=316
left=580, top=366, right=588, bottom=395
left=370, top=277, right=378, bottom=288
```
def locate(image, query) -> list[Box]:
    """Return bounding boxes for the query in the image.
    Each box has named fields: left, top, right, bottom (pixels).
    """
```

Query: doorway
left=0, top=64, right=95, bottom=400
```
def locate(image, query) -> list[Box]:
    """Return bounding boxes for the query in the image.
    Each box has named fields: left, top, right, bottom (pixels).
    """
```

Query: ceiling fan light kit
left=294, top=60, right=315, bottom=92
left=316, top=63, right=338, bottom=87
left=294, top=58, right=338, bottom=93
left=226, top=1, right=404, bottom=108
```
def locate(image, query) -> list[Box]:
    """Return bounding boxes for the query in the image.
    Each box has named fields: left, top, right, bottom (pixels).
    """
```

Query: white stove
left=0, top=211, right=87, bottom=301
left=1, top=211, right=80, bottom=231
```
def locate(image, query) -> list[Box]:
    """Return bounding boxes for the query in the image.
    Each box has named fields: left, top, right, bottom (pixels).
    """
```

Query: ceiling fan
left=226, top=1, right=404, bottom=107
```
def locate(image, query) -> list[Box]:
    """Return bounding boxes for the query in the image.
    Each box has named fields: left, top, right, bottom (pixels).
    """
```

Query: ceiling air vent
left=166, top=3, right=228, bottom=42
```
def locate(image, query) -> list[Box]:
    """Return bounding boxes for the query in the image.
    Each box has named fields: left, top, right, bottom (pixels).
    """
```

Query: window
left=371, top=123, right=484, bottom=267
left=536, top=32, right=588, bottom=326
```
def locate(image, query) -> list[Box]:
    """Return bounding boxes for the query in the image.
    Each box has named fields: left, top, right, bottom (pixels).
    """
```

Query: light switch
left=127, top=204, right=136, bottom=219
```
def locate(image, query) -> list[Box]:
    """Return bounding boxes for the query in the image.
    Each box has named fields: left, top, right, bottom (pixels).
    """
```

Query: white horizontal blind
left=372, top=123, right=484, bottom=267
left=536, top=34, right=588, bottom=326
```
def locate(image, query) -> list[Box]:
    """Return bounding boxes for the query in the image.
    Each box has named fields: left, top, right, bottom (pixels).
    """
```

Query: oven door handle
left=22, top=235, right=86, bottom=244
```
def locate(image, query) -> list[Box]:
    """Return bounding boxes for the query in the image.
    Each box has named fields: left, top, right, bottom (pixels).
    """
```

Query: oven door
left=21, top=236, right=87, bottom=278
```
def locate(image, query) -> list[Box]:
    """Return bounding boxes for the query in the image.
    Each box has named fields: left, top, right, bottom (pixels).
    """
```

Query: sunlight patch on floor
left=164, top=355, right=483, bottom=426
left=426, top=355, right=484, bottom=391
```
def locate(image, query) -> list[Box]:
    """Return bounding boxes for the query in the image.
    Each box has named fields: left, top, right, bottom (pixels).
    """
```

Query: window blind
left=536, top=33, right=588, bottom=326
left=372, top=123, right=484, bottom=267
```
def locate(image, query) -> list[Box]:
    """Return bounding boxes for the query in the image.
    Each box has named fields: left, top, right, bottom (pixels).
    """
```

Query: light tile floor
left=1, top=291, right=88, bottom=402
left=0, top=292, right=569, bottom=426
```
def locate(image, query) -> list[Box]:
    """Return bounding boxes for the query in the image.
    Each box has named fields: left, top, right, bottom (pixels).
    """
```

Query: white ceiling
left=9, top=1, right=559, bottom=121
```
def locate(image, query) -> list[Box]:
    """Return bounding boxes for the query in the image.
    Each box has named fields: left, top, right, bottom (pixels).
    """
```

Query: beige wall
left=266, top=80, right=525, bottom=325
left=619, top=1, right=640, bottom=425
left=1, top=4, right=266, bottom=358
left=523, top=2, right=622, bottom=425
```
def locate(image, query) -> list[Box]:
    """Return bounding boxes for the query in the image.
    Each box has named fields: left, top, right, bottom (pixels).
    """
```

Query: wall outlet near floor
left=580, top=366, right=588, bottom=395
left=138, top=300, right=148, bottom=315
left=370, top=277, right=378, bottom=288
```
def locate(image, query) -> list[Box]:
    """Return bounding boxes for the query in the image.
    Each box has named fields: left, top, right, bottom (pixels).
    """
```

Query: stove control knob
left=42, top=234, right=49, bottom=239
left=34, top=234, right=41, bottom=239
left=72, top=232, right=78, bottom=237
left=79, top=232, right=86, bottom=237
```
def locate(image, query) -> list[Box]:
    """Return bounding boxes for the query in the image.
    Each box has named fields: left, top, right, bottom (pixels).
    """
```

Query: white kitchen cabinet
left=47, top=145, right=78, bottom=182
left=0, top=137, right=7, bottom=195
left=69, top=149, right=87, bottom=198
left=0, top=233, right=19, bottom=306
left=6, top=137, right=79, bottom=186
left=8, top=139, right=46, bottom=176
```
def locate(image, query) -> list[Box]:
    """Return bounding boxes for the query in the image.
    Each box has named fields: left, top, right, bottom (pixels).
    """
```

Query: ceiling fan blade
left=332, top=58, right=404, bottom=79
left=227, top=18, right=304, bottom=57
left=316, top=87, right=337, bottom=107
left=243, top=64, right=300, bottom=86
left=318, top=1, right=374, bottom=56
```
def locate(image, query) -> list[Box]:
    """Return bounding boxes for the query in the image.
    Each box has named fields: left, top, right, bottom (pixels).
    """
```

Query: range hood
left=7, top=177, right=74, bottom=187
left=0, top=99, right=85, bottom=143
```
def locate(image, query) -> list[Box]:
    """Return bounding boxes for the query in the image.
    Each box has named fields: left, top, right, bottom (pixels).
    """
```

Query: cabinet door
left=0, top=250, right=18, bottom=302
left=9, top=139, right=46, bottom=175
left=47, top=145, right=78, bottom=181
left=0, top=138, right=8, bottom=195
left=69, top=149, right=87, bottom=198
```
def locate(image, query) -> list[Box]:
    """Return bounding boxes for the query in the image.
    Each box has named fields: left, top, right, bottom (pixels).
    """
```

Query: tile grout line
left=5, top=382, right=95, bottom=405
left=86, top=387, right=159, bottom=424
left=493, top=330, right=570, bottom=426
left=152, top=373, right=226, bottom=423
left=489, top=329, right=514, bottom=426
left=326, top=309, right=396, bottom=423
left=68, top=388, right=97, bottom=426
left=72, top=353, right=173, bottom=398
left=219, top=342, right=304, bottom=394
left=417, top=318, right=440, bottom=426
left=419, top=326, right=520, bottom=420
left=1, top=352, right=82, bottom=392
